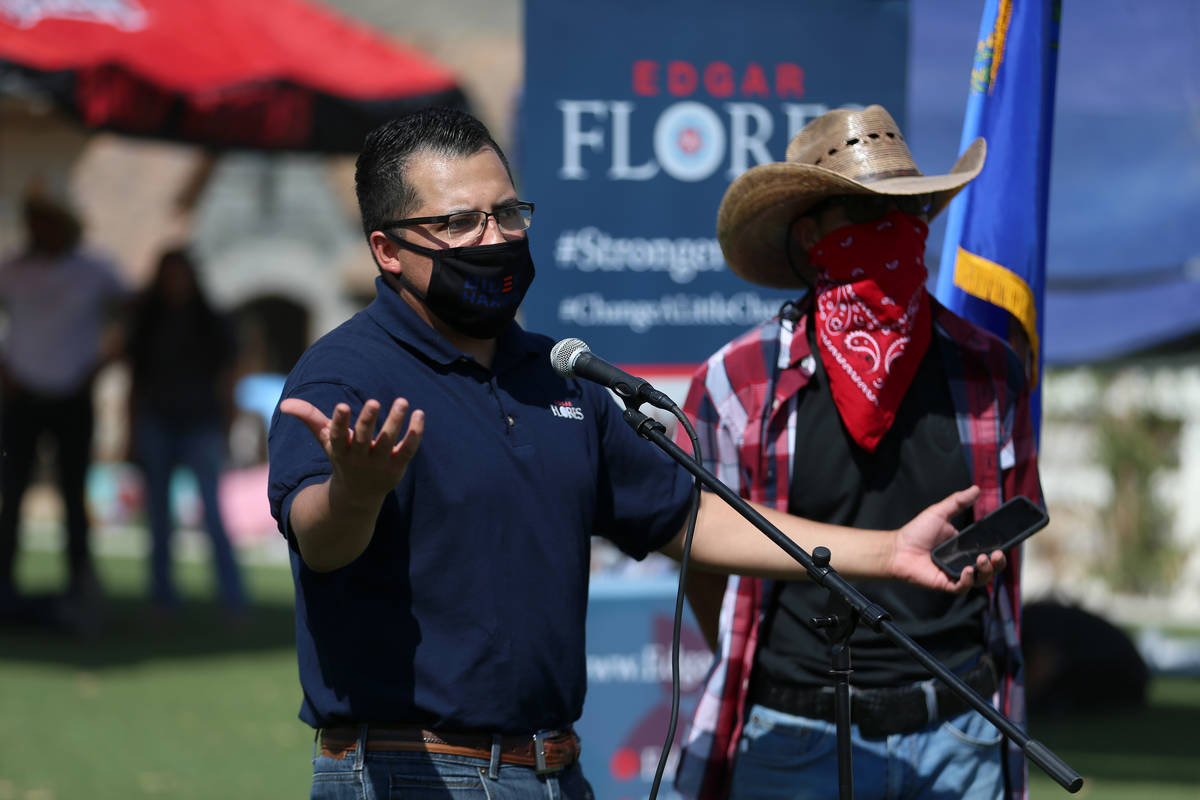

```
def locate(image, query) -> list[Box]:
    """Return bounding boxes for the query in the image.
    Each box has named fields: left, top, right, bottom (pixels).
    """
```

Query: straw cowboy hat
left=717, top=104, right=986, bottom=288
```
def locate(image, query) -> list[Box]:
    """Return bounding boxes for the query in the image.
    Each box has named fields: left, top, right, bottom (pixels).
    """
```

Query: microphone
left=550, top=338, right=677, bottom=411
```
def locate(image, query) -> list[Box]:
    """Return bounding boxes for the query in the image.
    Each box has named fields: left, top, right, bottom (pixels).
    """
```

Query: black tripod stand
left=808, top=546, right=864, bottom=800
left=621, top=406, right=1083, bottom=798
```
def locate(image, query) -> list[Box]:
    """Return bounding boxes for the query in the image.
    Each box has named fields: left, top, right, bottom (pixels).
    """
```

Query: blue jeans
left=729, top=703, right=1004, bottom=800
left=135, top=417, right=245, bottom=611
left=309, top=730, right=595, bottom=799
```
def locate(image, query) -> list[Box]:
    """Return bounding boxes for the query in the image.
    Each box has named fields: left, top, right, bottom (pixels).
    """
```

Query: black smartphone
left=932, top=495, right=1048, bottom=579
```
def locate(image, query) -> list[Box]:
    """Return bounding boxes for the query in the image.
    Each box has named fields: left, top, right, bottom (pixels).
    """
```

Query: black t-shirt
left=754, top=319, right=987, bottom=688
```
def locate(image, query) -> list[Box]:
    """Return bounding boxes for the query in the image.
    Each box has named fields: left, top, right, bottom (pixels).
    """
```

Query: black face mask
left=384, top=234, right=536, bottom=340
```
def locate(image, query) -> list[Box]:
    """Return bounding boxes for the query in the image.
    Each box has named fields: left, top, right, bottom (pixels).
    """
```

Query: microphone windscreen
left=550, top=337, right=589, bottom=378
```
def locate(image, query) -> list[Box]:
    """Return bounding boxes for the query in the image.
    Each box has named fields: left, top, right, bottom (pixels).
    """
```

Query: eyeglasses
left=385, top=201, right=534, bottom=245
left=807, top=194, right=933, bottom=225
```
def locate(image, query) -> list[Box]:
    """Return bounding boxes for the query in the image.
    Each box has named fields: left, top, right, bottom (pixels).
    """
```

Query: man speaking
left=267, top=107, right=1001, bottom=798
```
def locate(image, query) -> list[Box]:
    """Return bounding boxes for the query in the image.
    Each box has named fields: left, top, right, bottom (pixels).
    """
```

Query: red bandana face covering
left=809, top=208, right=932, bottom=452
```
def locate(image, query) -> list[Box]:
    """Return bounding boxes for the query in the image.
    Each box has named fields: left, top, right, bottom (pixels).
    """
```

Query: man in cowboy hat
left=673, top=105, right=1043, bottom=800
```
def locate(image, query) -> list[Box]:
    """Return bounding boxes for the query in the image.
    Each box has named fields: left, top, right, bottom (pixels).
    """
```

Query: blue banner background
left=520, top=0, right=909, bottom=368
left=578, top=578, right=711, bottom=800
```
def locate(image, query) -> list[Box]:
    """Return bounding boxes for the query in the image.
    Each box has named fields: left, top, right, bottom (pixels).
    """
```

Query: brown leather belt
left=318, top=725, right=581, bottom=774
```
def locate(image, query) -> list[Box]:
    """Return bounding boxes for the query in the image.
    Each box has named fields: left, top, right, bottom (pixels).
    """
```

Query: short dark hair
left=354, top=107, right=512, bottom=237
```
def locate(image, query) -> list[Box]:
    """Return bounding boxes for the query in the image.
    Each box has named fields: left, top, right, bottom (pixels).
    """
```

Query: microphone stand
left=619, top=406, right=1084, bottom=797
left=810, top=551, right=859, bottom=800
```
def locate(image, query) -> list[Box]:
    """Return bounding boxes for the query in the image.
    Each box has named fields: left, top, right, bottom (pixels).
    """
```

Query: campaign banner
left=579, top=578, right=713, bottom=800
left=521, top=0, right=910, bottom=371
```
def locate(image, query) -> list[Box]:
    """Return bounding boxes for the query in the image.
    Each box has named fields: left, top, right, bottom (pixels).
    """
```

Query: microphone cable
left=549, top=337, right=704, bottom=796
left=647, top=403, right=703, bottom=800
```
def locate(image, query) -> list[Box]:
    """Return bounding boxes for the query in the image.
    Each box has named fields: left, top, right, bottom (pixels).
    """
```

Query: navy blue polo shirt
left=267, top=278, right=693, bottom=733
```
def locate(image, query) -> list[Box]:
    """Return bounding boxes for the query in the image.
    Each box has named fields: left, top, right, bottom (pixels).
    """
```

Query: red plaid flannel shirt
left=673, top=300, right=1042, bottom=800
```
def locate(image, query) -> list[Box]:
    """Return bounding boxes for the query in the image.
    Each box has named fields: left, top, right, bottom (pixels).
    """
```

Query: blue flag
left=935, top=0, right=1060, bottom=435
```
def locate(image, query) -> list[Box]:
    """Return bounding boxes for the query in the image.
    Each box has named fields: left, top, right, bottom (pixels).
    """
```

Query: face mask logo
left=384, top=234, right=536, bottom=339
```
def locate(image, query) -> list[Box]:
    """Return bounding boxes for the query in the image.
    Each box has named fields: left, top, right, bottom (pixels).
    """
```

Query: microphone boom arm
left=621, top=405, right=1084, bottom=795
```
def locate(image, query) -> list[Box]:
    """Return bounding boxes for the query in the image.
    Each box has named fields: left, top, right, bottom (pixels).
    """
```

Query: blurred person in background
left=0, top=177, right=128, bottom=628
left=126, top=246, right=247, bottom=619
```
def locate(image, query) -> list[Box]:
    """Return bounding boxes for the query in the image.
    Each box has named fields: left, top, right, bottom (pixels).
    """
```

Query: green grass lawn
left=1027, top=676, right=1200, bottom=799
left=0, top=548, right=312, bottom=798
left=2, top=548, right=1199, bottom=798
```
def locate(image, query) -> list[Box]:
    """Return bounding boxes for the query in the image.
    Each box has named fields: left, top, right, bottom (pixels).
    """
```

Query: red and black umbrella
left=0, top=0, right=468, bottom=152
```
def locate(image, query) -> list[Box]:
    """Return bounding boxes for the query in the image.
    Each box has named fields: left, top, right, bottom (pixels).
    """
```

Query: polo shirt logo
left=550, top=400, right=585, bottom=421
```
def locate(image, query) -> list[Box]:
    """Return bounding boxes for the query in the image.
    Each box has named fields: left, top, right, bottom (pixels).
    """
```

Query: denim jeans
left=729, top=703, right=1004, bottom=800
left=309, top=729, right=595, bottom=800
left=135, top=416, right=245, bottom=611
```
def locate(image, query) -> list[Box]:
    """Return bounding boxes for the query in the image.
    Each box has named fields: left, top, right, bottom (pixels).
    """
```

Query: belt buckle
left=532, top=730, right=556, bottom=775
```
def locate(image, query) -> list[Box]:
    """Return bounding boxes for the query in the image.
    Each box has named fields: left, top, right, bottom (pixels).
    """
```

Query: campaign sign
left=579, top=577, right=713, bottom=800
left=521, top=0, right=909, bottom=370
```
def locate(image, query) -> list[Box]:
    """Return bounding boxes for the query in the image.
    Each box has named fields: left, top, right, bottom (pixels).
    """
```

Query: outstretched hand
left=889, top=486, right=1006, bottom=592
left=280, top=396, right=425, bottom=508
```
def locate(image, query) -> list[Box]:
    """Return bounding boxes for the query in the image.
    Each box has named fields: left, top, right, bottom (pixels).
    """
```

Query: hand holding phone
left=932, top=495, right=1048, bottom=579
